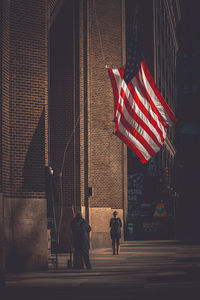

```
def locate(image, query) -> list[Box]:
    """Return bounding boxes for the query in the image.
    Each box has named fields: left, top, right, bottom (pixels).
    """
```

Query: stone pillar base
left=4, top=197, right=48, bottom=272
left=89, top=207, right=124, bottom=249
left=0, top=193, right=5, bottom=287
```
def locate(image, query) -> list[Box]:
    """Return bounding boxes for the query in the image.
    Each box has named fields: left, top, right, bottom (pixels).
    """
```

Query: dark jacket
left=110, top=217, right=122, bottom=239
left=71, top=216, right=91, bottom=250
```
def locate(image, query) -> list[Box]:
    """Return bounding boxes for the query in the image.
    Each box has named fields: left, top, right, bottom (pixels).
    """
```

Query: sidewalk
left=2, top=240, right=200, bottom=299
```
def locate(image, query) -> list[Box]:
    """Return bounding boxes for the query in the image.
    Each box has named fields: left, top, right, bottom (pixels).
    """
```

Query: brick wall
left=8, top=0, right=48, bottom=198
left=86, top=0, right=126, bottom=209
left=0, top=0, right=127, bottom=264
left=0, top=0, right=48, bottom=198
left=0, top=0, right=48, bottom=271
left=0, top=0, right=2, bottom=194
left=79, top=0, right=127, bottom=247
left=49, top=0, right=127, bottom=250
left=0, top=0, right=7, bottom=277
left=1, top=0, right=10, bottom=196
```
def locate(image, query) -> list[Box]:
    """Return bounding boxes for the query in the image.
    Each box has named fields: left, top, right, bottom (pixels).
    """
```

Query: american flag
left=107, top=2, right=177, bottom=164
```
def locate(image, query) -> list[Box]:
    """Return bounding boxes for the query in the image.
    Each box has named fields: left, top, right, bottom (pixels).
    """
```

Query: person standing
left=110, top=211, right=122, bottom=255
left=71, top=212, right=91, bottom=269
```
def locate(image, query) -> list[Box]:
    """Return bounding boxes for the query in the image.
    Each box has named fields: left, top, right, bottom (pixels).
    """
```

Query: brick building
left=0, top=0, right=127, bottom=272
left=0, top=0, right=48, bottom=273
left=48, top=0, right=127, bottom=252
left=0, top=0, right=181, bottom=274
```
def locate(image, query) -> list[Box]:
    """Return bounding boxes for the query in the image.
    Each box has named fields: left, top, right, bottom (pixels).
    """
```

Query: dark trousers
left=111, top=237, right=120, bottom=255
left=112, top=237, right=120, bottom=246
left=73, top=248, right=91, bottom=269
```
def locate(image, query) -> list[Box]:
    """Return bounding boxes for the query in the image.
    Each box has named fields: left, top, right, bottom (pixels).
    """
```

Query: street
left=2, top=240, right=200, bottom=300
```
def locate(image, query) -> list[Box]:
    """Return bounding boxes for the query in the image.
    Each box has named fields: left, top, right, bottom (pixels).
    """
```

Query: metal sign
left=154, top=203, right=167, bottom=217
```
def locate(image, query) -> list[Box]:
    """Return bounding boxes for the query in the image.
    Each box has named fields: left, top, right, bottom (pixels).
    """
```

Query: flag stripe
left=116, top=69, right=167, bottom=144
left=117, top=124, right=149, bottom=163
left=117, top=110, right=158, bottom=156
left=141, top=61, right=177, bottom=126
left=136, top=70, right=166, bottom=128
left=122, top=90, right=162, bottom=147
left=114, top=70, right=166, bottom=158
left=107, top=68, right=121, bottom=114
left=117, top=97, right=162, bottom=152
left=126, top=80, right=166, bottom=142
left=118, top=68, right=125, bottom=79
left=131, top=76, right=167, bottom=139
left=107, top=61, right=176, bottom=163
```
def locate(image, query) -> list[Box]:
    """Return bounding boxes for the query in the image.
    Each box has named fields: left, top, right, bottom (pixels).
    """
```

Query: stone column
left=79, top=0, right=127, bottom=248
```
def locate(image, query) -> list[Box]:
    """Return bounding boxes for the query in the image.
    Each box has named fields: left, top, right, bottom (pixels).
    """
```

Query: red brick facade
left=0, top=0, right=127, bottom=271
left=81, top=0, right=127, bottom=247
left=0, top=0, right=48, bottom=271
left=49, top=0, right=127, bottom=250
left=1, top=0, right=48, bottom=197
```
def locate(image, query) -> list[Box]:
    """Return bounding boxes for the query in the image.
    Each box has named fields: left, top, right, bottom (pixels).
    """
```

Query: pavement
left=2, top=240, right=200, bottom=300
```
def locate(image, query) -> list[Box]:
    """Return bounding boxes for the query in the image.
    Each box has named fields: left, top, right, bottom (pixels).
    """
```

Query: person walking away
left=110, top=211, right=122, bottom=255
left=71, top=212, right=91, bottom=269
